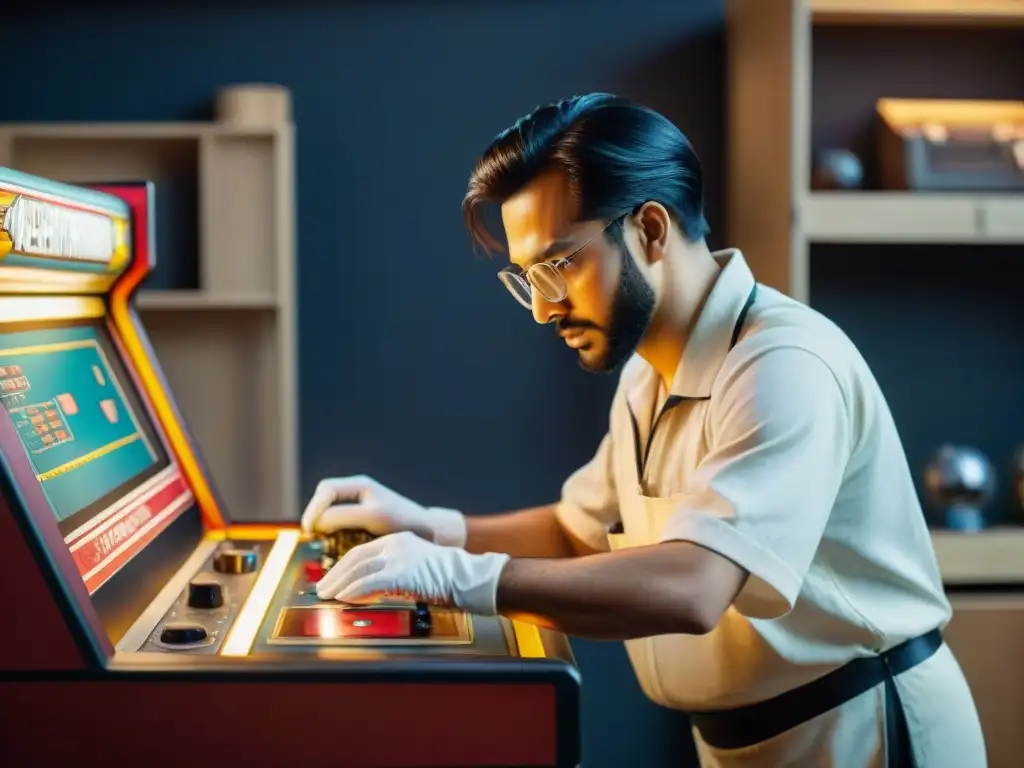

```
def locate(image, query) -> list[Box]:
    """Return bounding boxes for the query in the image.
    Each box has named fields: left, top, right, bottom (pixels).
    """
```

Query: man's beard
left=580, top=238, right=655, bottom=374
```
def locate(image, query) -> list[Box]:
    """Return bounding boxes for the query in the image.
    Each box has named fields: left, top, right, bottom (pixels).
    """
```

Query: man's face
left=501, top=170, right=655, bottom=373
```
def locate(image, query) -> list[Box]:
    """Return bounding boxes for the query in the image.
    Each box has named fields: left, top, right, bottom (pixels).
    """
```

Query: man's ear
left=632, top=201, right=672, bottom=265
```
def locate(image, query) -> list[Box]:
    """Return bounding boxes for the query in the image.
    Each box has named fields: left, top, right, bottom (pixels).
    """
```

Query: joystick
left=412, top=601, right=432, bottom=637
left=318, top=528, right=376, bottom=569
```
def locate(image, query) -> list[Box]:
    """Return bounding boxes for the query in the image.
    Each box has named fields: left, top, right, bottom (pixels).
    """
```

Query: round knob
left=160, top=623, right=208, bottom=645
left=213, top=548, right=258, bottom=574
left=188, top=574, right=224, bottom=609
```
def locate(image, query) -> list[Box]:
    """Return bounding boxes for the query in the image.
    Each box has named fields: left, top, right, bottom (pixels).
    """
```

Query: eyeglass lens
left=501, top=262, right=566, bottom=308
left=527, top=262, right=565, bottom=301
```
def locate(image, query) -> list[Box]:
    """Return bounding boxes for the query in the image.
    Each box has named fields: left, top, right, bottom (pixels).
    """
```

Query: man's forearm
left=464, top=504, right=596, bottom=558
left=494, top=541, right=748, bottom=641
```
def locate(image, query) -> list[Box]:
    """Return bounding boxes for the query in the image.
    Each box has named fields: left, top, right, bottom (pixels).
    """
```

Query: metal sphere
left=922, top=445, right=996, bottom=530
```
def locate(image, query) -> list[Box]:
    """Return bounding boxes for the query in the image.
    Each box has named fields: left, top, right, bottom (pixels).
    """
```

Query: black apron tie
left=688, top=628, right=942, bottom=765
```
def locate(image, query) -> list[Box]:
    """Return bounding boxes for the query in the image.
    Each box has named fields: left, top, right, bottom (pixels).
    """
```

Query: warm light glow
left=221, top=529, right=300, bottom=656
left=224, top=524, right=298, bottom=541
left=0, top=296, right=104, bottom=324
left=317, top=608, right=342, bottom=639
left=0, top=265, right=116, bottom=294
left=512, top=620, right=546, bottom=659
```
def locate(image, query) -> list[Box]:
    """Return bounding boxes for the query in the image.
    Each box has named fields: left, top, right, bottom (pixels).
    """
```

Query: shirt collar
left=623, top=248, right=757, bottom=408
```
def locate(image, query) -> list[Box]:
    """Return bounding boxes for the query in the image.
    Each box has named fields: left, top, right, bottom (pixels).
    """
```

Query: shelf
left=136, top=291, right=278, bottom=310
left=931, top=527, right=1024, bottom=585
left=812, top=0, right=1024, bottom=27
left=0, top=122, right=281, bottom=140
left=727, top=8, right=1024, bottom=763
left=802, top=192, right=1024, bottom=243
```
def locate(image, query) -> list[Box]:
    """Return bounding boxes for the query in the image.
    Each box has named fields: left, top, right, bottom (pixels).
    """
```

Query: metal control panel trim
left=115, top=539, right=219, bottom=652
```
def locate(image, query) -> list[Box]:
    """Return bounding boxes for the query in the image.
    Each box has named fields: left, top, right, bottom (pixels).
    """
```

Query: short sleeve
left=555, top=431, right=621, bottom=553
left=658, top=345, right=851, bottom=620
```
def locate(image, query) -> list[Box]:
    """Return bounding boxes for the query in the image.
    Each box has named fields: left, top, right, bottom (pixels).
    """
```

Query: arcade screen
left=0, top=318, right=170, bottom=538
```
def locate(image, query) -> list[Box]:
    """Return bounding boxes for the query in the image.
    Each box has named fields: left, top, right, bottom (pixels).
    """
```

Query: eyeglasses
left=497, top=215, right=625, bottom=310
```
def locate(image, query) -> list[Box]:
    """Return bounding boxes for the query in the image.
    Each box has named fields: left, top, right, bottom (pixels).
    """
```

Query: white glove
left=300, top=475, right=467, bottom=548
left=315, top=531, right=510, bottom=616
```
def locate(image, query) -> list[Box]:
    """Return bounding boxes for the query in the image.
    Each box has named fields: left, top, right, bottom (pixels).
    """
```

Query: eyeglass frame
left=496, top=211, right=631, bottom=310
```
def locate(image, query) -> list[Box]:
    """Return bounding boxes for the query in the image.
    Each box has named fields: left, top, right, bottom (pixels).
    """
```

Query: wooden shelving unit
left=931, top=528, right=1024, bottom=584
left=726, top=0, right=1024, bottom=303
left=804, top=192, right=1024, bottom=243
left=726, top=0, right=1024, bottom=566
left=728, top=4, right=1024, bottom=763
left=0, top=104, right=299, bottom=523
left=811, top=0, right=1024, bottom=27
left=136, top=291, right=280, bottom=311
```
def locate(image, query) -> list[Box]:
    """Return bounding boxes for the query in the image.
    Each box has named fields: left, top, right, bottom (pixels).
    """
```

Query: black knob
left=412, top=602, right=432, bottom=637
left=160, top=623, right=208, bottom=645
left=188, top=574, right=224, bottom=609
left=213, top=548, right=258, bottom=574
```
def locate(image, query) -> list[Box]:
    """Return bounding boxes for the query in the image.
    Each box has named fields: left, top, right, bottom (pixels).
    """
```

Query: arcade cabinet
left=0, top=168, right=580, bottom=767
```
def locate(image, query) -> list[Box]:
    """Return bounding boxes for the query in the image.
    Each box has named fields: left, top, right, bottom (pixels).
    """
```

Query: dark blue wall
left=811, top=244, right=1024, bottom=522
left=4, top=1, right=721, bottom=764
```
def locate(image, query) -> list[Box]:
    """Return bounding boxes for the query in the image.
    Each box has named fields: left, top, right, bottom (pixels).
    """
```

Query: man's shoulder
left=714, top=285, right=883, bottom=424
left=733, top=284, right=863, bottom=374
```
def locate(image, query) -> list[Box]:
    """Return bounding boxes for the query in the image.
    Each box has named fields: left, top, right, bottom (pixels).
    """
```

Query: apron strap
left=688, top=628, right=941, bottom=759
left=883, top=653, right=917, bottom=767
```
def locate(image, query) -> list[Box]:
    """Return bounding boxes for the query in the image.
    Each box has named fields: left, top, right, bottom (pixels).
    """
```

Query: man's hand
left=315, top=531, right=511, bottom=616
left=300, top=475, right=467, bottom=547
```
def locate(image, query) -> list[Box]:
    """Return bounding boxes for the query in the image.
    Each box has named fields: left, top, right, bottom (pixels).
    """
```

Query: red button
left=304, top=562, right=326, bottom=583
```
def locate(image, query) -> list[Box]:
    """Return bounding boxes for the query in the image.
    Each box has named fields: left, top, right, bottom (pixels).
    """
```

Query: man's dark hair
left=462, top=93, right=710, bottom=254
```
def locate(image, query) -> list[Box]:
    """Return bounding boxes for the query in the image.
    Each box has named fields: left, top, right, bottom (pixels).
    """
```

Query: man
left=302, top=94, right=986, bottom=766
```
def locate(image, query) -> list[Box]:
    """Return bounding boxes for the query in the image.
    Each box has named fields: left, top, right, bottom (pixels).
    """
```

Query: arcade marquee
left=0, top=168, right=581, bottom=767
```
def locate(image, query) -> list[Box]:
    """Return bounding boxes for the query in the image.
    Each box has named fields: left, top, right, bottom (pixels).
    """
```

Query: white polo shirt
left=554, top=249, right=971, bottom=762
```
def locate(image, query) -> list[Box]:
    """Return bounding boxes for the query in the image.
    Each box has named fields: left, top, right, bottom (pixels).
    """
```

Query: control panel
left=139, top=540, right=264, bottom=654
left=118, top=528, right=521, bottom=658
